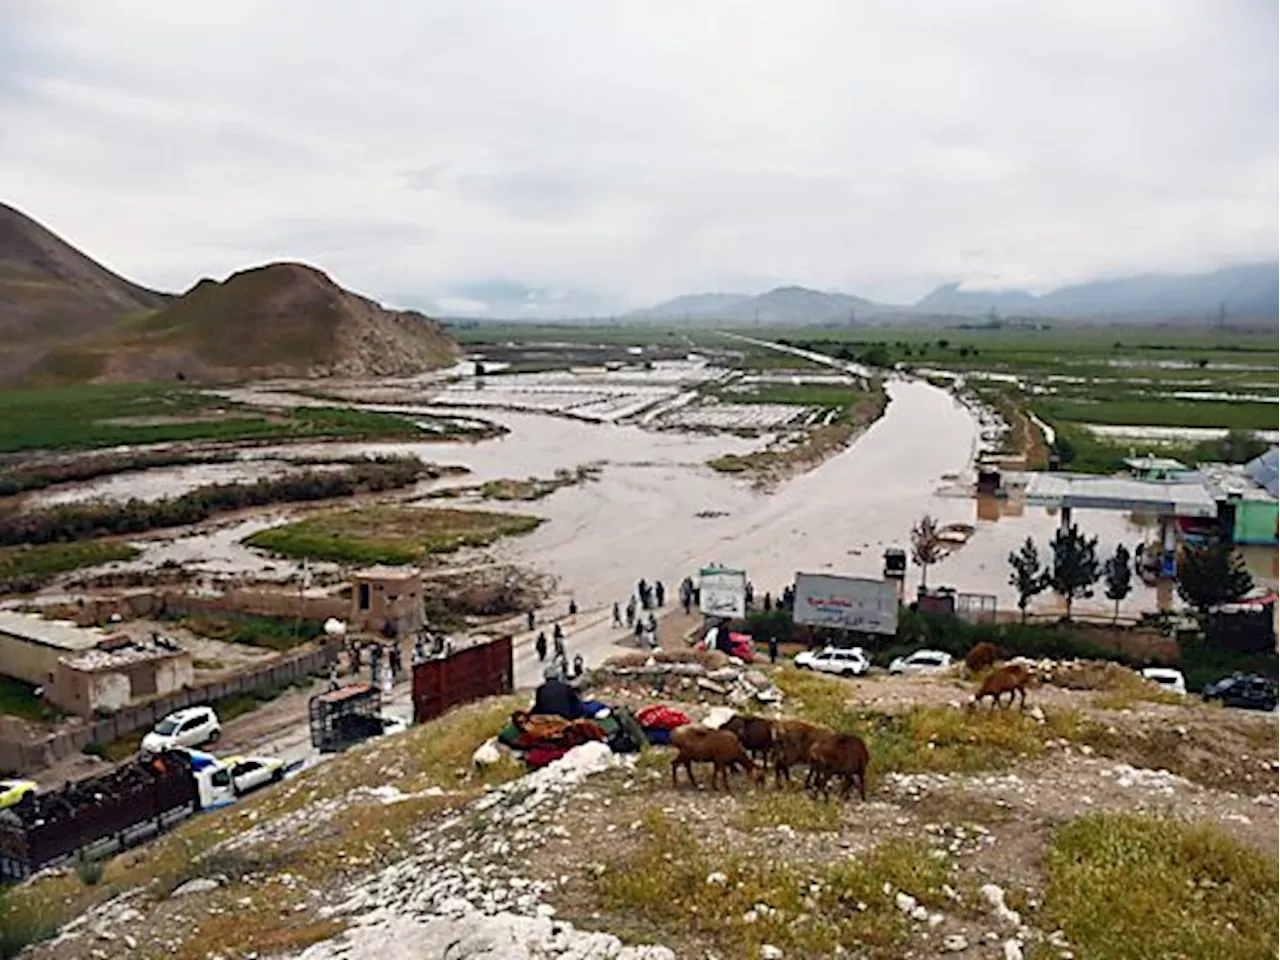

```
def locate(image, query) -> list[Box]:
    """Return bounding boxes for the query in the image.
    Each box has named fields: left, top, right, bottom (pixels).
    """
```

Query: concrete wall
left=0, top=633, right=62, bottom=687
left=89, top=673, right=131, bottom=713
left=48, top=653, right=196, bottom=719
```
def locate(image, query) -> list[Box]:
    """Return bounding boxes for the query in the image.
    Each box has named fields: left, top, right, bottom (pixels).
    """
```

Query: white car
left=888, top=649, right=953, bottom=675
left=795, top=646, right=870, bottom=677
left=140, top=706, right=221, bottom=755
left=223, top=755, right=287, bottom=795
left=1141, top=667, right=1187, bottom=696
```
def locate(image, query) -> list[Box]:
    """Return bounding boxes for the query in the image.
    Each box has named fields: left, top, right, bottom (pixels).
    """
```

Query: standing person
left=768, top=634, right=779, bottom=664
left=568, top=598, right=578, bottom=618
left=413, top=635, right=426, bottom=665
left=552, top=624, right=566, bottom=662
left=572, top=653, right=585, bottom=680
left=389, top=644, right=403, bottom=682
left=350, top=643, right=362, bottom=677
left=680, top=578, right=693, bottom=615
left=634, top=617, right=644, bottom=643
left=637, top=579, right=648, bottom=607
left=641, top=624, right=656, bottom=650
left=327, top=663, right=341, bottom=691
left=369, top=644, right=382, bottom=685
left=626, top=597, right=636, bottom=627
left=535, top=631, right=548, bottom=662
left=763, top=592, right=773, bottom=613
left=612, top=601, right=622, bottom=627
left=526, top=610, right=536, bottom=632
left=745, top=581, right=755, bottom=610
left=655, top=581, right=665, bottom=607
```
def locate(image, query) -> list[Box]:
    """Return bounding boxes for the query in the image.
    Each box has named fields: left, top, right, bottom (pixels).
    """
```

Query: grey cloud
left=0, top=0, right=1274, bottom=310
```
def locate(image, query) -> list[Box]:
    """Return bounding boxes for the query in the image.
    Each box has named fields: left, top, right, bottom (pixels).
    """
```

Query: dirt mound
left=95, top=262, right=458, bottom=381
left=0, top=201, right=169, bottom=348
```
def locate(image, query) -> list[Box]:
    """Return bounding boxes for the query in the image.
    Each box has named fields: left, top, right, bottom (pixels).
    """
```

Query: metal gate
left=411, top=635, right=513, bottom=723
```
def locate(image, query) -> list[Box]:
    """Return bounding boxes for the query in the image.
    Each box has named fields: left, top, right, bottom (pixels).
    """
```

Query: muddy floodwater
left=62, top=377, right=1275, bottom=619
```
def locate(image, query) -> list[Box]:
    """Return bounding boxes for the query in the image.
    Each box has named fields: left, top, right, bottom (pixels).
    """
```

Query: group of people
left=333, top=638, right=410, bottom=691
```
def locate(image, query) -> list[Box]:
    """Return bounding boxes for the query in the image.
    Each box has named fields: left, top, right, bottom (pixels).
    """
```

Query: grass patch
left=1034, top=396, right=1276, bottom=431
left=244, top=506, right=543, bottom=565
left=0, top=384, right=431, bottom=454
left=1042, top=813, right=1279, bottom=960
left=597, top=810, right=950, bottom=958
left=180, top=614, right=323, bottom=653
left=479, top=464, right=600, bottom=501
left=734, top=790, right=843, bottom=832
left=0, top=886, right=60, bottom=960
left=0, top=675, right=60, bottom=723
left=0, top=540, right=139, bottom=594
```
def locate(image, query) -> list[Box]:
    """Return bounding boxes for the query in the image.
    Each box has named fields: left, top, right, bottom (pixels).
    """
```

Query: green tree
left=1103, top=543, right=1132, bottom=624
left=1176, top=543, right=1254, bottom=617
left=860, top=344, right=890, bottom=368
left=1008, top=536, right=1049, bottom=622
left=911, top=514, right=944, bottom=589
left=1215, top=428, right=1266, bottom=464
left=1049, top=523, right=1101, bottom=620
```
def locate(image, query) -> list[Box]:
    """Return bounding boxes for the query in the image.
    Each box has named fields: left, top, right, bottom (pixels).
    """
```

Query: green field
left=243, top=506, right=543, bottom=565
left=0, top=540, right=140, bottom=594
left=0, top=384, right=437, bottom=453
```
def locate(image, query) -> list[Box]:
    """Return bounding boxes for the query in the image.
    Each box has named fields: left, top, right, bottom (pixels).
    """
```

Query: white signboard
left=699, top=566, right=747, bottom=619
left=793, top=572, right=899, bottom=636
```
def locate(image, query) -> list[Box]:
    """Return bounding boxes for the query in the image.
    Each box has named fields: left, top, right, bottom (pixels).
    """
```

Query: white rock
left=1004, top=939, right=1025, bottom=960
left=895, top=893, right=917, bottom=914
left=472, top=740, right=502, bottom=767
left=706, top=871, right=728, bottom=886
left=910, top=905, right=929, bottom=922
left=942, top=934, right=968, bottom=952
left=761, top=946, right=784, bottom=960
left=927, top=912, right=944, bottom=927
left=170, top=878, right=220, bottom=898
left=980, top=884, right=1022, bottom=926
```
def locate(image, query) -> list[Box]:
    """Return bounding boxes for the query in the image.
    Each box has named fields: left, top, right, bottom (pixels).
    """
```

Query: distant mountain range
left=0, top=202, right=457, bottom=384
left=630, top=262, right=1279, bottom=325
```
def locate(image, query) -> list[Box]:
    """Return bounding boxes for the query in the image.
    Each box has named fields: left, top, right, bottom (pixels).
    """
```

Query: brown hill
left=94, top=262, right=459, bottom=381
left=0, top=202, right=169, bottom=345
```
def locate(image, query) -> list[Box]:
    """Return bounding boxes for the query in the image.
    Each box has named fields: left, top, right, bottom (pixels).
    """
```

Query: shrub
left=82, top=741, right=106, bottom=758
left=74, top=850, right=104, bottom=886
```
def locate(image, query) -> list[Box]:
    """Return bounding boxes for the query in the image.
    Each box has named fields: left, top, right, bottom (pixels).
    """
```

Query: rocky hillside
left=0, top=202, right=168, bottom=345
left=10, top=666, right=1275, bottom=960
left=101, top=262, right=459, bottom=381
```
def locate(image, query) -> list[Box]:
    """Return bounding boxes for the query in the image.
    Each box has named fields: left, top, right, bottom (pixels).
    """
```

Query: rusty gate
left=411, top=635, right=513, bottom=723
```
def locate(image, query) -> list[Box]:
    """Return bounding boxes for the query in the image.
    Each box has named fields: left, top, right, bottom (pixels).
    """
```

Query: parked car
left=222, top=755, right=287, bottom=796
left=1140, top=667, right=1187, bottom=696
left=795, top=646, right=870, bottom=677
left=1202, top=673, right=1278, bottom=712
left=888, top=649, right=953, bottom=675
left=0, top=779, right=36, bottom=810
left=141, top=706, right=221, bottom=755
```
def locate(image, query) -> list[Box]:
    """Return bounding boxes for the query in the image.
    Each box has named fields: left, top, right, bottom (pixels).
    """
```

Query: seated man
left=532, top=664, right=583, bottom=720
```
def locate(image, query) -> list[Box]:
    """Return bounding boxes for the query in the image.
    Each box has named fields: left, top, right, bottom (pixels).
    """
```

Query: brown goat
left=806, top=731, right=870, bottom=801
left=965, top=642, right=999, bottom=676
left=972, top=662, right=1034, bottom=709
left=722, top=714, right=775, bottom=765
left=669, top=725, right=762, bottom=792
left=771, top=718, right=832, bottom=788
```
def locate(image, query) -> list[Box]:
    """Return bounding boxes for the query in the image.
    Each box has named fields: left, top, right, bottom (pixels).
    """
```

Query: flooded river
left=57, top=371, right=1271, bottom=622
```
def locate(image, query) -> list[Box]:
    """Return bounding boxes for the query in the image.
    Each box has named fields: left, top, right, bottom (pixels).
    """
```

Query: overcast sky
left=2, top=1, right=1276, bottom=316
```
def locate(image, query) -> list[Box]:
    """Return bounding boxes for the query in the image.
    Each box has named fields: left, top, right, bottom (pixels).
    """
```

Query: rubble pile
left=592, top=652, right=784, bottom=707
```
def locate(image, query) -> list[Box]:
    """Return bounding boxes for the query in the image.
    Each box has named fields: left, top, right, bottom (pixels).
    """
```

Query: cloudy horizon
left=2, top=1, right=1275, bottom=317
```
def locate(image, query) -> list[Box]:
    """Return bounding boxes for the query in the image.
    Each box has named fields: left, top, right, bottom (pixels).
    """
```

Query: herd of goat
left=666, top=656, right=1036, bottom=801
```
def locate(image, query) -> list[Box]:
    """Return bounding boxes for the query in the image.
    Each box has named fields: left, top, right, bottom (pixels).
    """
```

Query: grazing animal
left=669, top=724, right=762, bottom=792
left=771, top=718, right=832, bottom=788
left=806, top=731, right=870, bottom=801
left=972, top=662, right=1034, bottom=710
left=722, top=714, right=775, bottom=765
left=965, top=642, right=999, bottom=676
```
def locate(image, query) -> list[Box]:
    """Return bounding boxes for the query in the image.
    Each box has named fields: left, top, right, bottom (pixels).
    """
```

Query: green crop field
left=0, top=384, right=437, bottom=453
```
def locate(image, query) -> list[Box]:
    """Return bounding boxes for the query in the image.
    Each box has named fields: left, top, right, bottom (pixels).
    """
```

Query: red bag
left=525, top=744, right=572, bottom=768
left=636, top=705, right=691, bottom=731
